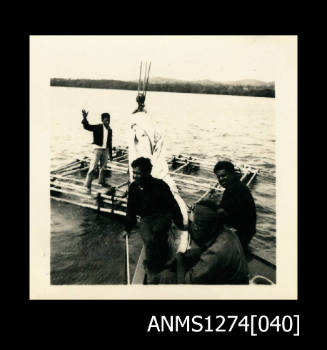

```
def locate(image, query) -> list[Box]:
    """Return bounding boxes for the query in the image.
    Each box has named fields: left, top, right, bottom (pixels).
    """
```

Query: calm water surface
left=50, top=87, right=275, bottom=284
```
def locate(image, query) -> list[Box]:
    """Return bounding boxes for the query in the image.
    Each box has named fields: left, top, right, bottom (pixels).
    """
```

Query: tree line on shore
left=50, top=78, right=275, bottom=98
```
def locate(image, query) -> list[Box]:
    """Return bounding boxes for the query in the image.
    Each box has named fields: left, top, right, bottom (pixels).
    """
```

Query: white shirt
left=102, top=124, right=109, bottom=148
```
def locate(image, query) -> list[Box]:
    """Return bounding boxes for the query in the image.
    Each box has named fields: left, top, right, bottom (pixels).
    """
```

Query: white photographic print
left=30, top=35, right=297, bottom=299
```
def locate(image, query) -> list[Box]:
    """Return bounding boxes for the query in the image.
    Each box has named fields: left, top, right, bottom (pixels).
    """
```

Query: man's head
left=131, top=157, right=152, bottom=186
left=189, top=203, right=220, bottom=246
left=101, top=113, right=110, bottom=127
left=213, top=161, right=237, bottom=189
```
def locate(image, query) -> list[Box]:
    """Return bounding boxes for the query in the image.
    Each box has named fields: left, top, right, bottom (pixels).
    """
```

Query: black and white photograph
left=30, top=35, right=297, bottom=299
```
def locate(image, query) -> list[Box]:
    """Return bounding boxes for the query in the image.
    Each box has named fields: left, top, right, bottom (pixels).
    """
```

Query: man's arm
left=81, top=109, right=96, bottom=131
left=184, top=247, right=219, bottom=284
left=175, top=246, right=208, bottom=284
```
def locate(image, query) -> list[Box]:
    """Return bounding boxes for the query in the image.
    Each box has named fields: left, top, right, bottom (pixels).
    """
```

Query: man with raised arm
left=81, top=109, right=113, bottom=193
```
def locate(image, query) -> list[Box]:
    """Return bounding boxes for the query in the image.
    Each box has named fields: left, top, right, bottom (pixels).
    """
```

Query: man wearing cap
left=159, top=202, right=249, bottom=284
left=81, top=109, right=113, bottom=192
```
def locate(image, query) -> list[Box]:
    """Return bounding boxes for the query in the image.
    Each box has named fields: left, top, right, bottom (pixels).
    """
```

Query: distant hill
left=146, top=77, right=189, bottom=85
left=51, top=77, right=275, bottom=98
left=193, top=79, right=223, bottom=86
left=222, top=79, right=274, bottom=87
left=141, top=76, right=274, bottom=87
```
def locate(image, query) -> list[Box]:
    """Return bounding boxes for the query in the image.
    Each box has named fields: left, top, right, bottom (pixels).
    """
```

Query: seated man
left=201, top=161, right=257, bottom=251
left=159, top=202, right=249, bottom=284
left=122, top=157, right=184, bottom=284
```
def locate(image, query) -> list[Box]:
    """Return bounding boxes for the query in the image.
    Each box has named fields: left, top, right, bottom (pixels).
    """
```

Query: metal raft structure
left=50, top=146, right=276, bottom=284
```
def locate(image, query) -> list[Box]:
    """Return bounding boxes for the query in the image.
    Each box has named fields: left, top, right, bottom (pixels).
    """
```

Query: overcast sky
left=31, top=35, right=296, bottom=83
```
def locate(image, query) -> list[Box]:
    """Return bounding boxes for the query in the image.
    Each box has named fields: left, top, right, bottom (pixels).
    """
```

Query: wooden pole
left=109, top=159, right=128, bottom=167
left=172, top=154, right=258, bottom=173
left=60, top=166, right=89, bottom=176
left=116, top=181, right=129, bottom=189
left=52, top=159, right=83, bottom=174
left=144, top=62, right=151, bottom=98
left=51, top=196, right=127, bottom=216
left=51, top=178, right=128, bottom=201
left=247, top=169, right=259, bottom=186
left=173, top=177, right=214, bottom=190
left=171, top=170, right=217, bottom=184
left=170, top=162, right=189, bottom=173
left=50, top=187, right=91, bottom=200
left=143, top=62, right=148, bottom=94
left=125, top=231, right=130, bottom=285
left=194, top=182, right=220, bottom=204
left=50, top=173, right=86, bottom=184
left=138, top=61, right=142, bottom=95
left=113, top=154, right=128, bottom=162
left=50, top=174, right=129, bottom=196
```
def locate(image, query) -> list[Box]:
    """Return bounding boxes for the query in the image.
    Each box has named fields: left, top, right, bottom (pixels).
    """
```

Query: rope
left=249, top=275, right=274, bottom=285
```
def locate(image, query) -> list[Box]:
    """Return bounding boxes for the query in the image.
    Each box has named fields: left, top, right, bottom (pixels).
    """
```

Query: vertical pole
left=144, top=62, right=151, bottom=98
left=125, top=235, right=130, bottom=285
left=138, top=61, right=142, bottom=95
left=143, top=62, right=147, bottom=94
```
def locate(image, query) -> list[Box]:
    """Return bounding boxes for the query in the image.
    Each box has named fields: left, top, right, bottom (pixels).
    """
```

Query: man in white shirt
left=81, top=109, right=113, bottom=192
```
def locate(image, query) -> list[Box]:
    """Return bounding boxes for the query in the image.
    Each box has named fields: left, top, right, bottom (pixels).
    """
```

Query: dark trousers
left=140, top=214, right=172, bottom=282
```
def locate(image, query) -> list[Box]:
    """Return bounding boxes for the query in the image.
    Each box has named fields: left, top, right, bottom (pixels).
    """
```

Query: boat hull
left=131, top=246, right=276, bottom=285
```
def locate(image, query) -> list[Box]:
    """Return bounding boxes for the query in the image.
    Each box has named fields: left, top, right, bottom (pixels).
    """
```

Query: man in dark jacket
left=81, top=109, right=113, bottom=192
left=199, top=161, right=256, bottom=251
left=212, top=161, right=257, bottom=250
left=122, top=157, right=184, bottom=283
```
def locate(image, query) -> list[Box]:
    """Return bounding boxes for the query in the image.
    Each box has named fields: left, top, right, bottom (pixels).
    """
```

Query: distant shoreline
left=50, top=78, right=275, bottom=98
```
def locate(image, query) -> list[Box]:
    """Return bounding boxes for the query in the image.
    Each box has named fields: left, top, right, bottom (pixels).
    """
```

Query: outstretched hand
left=82, top=109, right=88, bottom=118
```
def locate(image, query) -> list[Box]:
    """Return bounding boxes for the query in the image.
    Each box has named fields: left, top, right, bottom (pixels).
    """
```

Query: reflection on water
left=50, top=87, right=275, bottom=284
